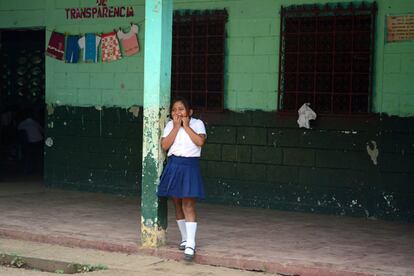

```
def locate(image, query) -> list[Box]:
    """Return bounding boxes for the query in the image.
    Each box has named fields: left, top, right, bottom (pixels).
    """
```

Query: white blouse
left=162, top=118, right=206, bottom=157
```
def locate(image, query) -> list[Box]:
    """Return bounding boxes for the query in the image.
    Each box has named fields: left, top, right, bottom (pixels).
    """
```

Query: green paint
left=222, top=145, right=252, bottom=163
left=141, top=0, right=172, bottom=247
left=199, top=110, right=414, bottom=221
left=1, top=0, right=414, bottom=115
left=237, top=127, right=267, bottom=145
left=141, top=108, right=169, bottom=247
left=141, top=153, right=167, bottom=227
left=45, top=106, right=142, bottom=196
left=2, top=0, right=414, bottom=223
left=44, top=104, right=414, bottom=221
left=207, top=126, right=237, bottom=144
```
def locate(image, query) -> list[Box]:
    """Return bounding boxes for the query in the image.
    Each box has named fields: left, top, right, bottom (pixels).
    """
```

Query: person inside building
left=17, top=108, right=43, bottom=174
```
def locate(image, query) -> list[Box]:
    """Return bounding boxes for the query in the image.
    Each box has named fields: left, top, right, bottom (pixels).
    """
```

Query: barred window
left=172, top=10, right=228, bottom=111
left=278, top=3, right=377, bottom=114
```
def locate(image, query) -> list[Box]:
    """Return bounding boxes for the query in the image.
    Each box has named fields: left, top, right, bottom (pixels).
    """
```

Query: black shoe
left=184, top=247, right=195, bottom=262
left=179, top=240, right=186, bottom=251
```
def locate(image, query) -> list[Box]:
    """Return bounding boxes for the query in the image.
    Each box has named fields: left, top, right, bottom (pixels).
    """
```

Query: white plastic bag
left=297, top=103, right=317, bottom=129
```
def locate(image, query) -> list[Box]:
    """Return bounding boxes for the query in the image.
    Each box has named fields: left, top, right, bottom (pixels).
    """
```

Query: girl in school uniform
left=157, top=97, right=207, bottom=261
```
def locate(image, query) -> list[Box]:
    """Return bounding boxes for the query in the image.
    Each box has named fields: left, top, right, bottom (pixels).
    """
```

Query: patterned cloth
left=101, top=32, right=122, bottom=62
left=117, top=24, right=140, bottom=56
left=46, top=32, right=65, bottom=61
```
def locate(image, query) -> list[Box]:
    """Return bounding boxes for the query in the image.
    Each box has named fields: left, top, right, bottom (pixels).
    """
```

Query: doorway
left=0, top=29, right=45, bottom=181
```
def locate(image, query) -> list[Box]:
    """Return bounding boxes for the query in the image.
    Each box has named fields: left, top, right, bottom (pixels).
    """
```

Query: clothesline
left=45, top=19, right=145, bottom=35
left=46, top=21, right=142, bottom=63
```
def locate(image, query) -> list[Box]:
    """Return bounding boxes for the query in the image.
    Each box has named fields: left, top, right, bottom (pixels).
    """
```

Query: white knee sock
left=184, top=222, right=197, bottom=255
left=176, top=219, right=187, bottom=243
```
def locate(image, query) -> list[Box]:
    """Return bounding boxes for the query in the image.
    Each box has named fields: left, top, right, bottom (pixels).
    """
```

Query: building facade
left=1, top=0, right=413, bottom=221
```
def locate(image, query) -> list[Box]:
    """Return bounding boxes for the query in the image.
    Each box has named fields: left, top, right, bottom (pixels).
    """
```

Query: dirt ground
left=0, top=238, right=275, bottom=276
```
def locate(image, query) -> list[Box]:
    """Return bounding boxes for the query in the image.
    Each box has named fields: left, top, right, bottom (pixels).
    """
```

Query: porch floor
left=0, top=176, right=413, bottom=276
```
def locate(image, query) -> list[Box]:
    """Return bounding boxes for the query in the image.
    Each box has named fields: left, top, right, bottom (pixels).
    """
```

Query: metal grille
left=278, top=3, right=377, bottom=114
left=1, top=30, right=45, bottom=108
left=172, top=10, right=227, bottom=111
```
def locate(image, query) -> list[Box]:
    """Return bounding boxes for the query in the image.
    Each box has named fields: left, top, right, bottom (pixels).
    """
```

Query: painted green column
left=141, top=0, right=173, bottom=248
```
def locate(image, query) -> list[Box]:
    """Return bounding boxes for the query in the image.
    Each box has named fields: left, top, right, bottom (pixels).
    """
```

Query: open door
left=0, top=29, right=45, bottom=180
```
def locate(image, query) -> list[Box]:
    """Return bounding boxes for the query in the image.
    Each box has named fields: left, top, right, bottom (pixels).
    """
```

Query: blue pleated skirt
left=157, top=155, right=205, bottom=199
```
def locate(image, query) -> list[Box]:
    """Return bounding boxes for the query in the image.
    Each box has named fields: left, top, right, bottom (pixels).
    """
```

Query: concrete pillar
left=141, top=0, right=173, bottom=248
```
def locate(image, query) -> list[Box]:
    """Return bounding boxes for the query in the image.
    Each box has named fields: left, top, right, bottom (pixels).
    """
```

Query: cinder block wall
left=1, top=0, right=413, bottom=221
left=44, top=106, right=142, bottom=195
left=199, top=111, right=414, bottom=221
left=1, top=0, right=413, bottom=114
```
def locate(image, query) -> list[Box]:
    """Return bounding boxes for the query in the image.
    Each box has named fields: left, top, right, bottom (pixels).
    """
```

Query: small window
left=172, top=10, right=228, bottom=112
left=278, top=3, right=377, bottom=115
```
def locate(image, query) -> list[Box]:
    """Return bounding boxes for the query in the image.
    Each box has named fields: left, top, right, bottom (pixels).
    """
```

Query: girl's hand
left=181, top=116, right=190, bottom=128
left=172, top=115, right=182, bottom=129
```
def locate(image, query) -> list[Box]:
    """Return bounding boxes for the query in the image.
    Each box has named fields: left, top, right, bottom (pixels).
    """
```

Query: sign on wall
left=66, top=0, right=134, bottom=20
left=386, top=14, right=414, bottom=42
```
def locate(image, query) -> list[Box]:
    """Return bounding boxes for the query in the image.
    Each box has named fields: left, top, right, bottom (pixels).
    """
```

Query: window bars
left=172, top=10, right=228, bottom=111
left=278, top=2, right=377, bottom=115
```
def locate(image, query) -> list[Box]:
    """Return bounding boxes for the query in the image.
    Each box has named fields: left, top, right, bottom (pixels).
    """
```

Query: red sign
left=96, top=0, right=108, bottom=5
left=66, top=0, right=134, bottom=19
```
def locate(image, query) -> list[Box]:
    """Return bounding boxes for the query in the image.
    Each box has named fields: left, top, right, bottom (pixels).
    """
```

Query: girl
left=157, top=97, right=206, bottom=261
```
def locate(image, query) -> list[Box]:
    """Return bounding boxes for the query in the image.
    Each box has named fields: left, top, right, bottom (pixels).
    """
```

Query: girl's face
left=171, top=101, right=192, bottom=118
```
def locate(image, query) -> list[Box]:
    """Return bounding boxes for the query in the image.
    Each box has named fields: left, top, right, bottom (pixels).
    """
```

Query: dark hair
left=169, top=96, right=191, bottom=115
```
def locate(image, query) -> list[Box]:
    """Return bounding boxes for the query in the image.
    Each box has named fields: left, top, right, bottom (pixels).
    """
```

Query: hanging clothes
left=117, top=24, right=140, bottom=57
left=101, top=32, right=122, bottom=62
left=78, top=33, right=101, bottom=63
left=65, top=35, right=80, bottom=63
left=46, top=32, right=65, bottom=61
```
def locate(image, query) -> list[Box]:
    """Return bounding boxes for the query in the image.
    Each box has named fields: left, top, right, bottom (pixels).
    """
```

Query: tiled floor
left=0, top=177, right=413, bottom=275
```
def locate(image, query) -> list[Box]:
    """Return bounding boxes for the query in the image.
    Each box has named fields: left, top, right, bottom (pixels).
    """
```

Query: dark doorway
left=0, top=29, right=45, bottom=180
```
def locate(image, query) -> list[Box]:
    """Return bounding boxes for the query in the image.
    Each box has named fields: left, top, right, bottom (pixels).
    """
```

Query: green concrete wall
left=1, top=1, right=414, bottom=221
left=1, top=0, right=145, bottom=108
left=45, top=106, right=142, bottom=195
left=199, top=111, right=414, bottom=221
left=1, top=0, right=413, bottom=115
left=42, top=104, right=414, bottom=221
left=375, top=0, right=414, bottom=117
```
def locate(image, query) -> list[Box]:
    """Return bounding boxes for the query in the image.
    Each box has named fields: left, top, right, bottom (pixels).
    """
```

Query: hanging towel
left=46, top=32, right=65, bottom=61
